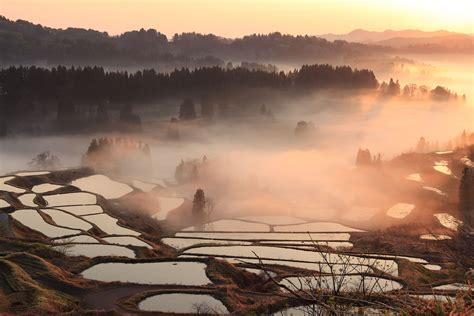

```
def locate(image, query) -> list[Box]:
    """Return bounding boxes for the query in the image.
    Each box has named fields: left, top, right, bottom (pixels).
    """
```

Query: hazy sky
left=1, top=0, right=473, bottom=37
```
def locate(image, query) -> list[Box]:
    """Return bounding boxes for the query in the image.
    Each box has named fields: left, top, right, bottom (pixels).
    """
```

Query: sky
left=1, top=0, right=473, bottom=38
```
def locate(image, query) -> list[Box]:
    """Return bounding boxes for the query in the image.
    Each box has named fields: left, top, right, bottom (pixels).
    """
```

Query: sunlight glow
left=2, top=0, right=473, bottom=36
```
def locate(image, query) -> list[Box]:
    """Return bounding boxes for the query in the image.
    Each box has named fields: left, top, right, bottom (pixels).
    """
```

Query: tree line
left=379, top=78, right=465, bottom=101
left=0, top=64, right=378, bottom=108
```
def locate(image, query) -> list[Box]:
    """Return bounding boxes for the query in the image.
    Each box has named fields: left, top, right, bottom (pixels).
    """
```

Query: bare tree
left=243, top=234, right=408, bottom=315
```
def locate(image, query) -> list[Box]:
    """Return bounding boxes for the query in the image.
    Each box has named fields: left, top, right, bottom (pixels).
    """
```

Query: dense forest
left=0, top=64, right=377, bottom=135
left=0, top=64, right=378, bottom=105
left=0, top=16, right=384, bottom=65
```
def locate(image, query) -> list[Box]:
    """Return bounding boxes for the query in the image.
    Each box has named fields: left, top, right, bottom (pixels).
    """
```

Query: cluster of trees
left=192, top=188, right=207, bottom=218
left=178, top=98, right=197, bottom=120
left=177, top=99, right=276, bottom=122
left=28, top=151, right=61, bottom=170
left=175, top=156, right=209, bottom=184
left=355, top=148, right=382, bottom=167
left=82, top=137, right=151, bottom=175
left=414, top=130, right=474, bottom=153
left=51, top=98, right=142, bottom=133
left=379, top=78, right=464, bottom=101
left=294, top=120, right=317, bottom=136
left=0, top=16, right=384, bottom=65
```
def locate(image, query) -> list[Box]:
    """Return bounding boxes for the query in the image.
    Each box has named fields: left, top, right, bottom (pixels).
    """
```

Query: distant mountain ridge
left=319, top=29, right=466, bottom=43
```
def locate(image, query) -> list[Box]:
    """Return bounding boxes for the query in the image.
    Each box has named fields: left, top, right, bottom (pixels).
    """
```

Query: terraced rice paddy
left=238, top=215, right=306, bottom=225
left=406, top=173, right=423, bottom=182
left=81, top=262, right=212, bottom=285
left=132, top=180, right=156, bottom=192
left=71, top=175, right=133, bottom=199
left=82, top=213, right=141, bottom=236
left=41, top=209, right=94, bottom=230
left=55, top=243, right=136, bottom=258
left=138, top=293, right=229, bottom=313
left=153, top=197, right=185, bottom=220
left=423, top=186, right=446, bottom=196
left=420, top=234, right=452, bottom=240
left=433, top=161, right=452, bottom=175
left=0, top=199, right=10, bottom=208
left=1, top=169, right=467, bottom=315
left=175, top=232, right=351, bottom=241
left=386, top=203, right=415, bottom=219
left=31, top=183, right=64, bottom=193
left=10, top=209, right=80, bottom=238
left=183, top=219, right=271, bottom=232
left=43, top=192, right=97, bottom=206
left=281, top=275, right=403, bottom=293
left=15, top=171, right=50, bottom=176
left=102, top=236, right=153, bottom=248
left=434, top=213, right=462, bottom=230
left=58, top=205, right=104, bottom=216
left=162, top=238, right=252, bottom=250
left=274, top=222, right=363, bottom=232
left=182, top=245, right=399, bottom=276
left=0, top=176, right=26, bottom=193
left=432, top=283, right=471, bottom=291
left=53, top=234, right=100, bottom=243
left=18, top=193, right=38, bottom=207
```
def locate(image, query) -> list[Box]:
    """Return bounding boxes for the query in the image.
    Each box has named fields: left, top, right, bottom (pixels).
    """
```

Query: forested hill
left=0, top=64, right=378, bottom=104
left=0, top=16, right=383, bottom=65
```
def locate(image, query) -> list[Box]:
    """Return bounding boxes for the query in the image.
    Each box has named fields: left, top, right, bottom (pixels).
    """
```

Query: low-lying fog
left=1, top=55, right=472, bottom=221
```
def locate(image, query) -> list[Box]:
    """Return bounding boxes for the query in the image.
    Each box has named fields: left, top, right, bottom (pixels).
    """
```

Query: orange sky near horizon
left=1, top=0, right=473, bottom=37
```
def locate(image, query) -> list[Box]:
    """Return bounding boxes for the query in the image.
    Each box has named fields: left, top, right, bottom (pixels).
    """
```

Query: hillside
left=0, top=16, right=383, bottom=65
